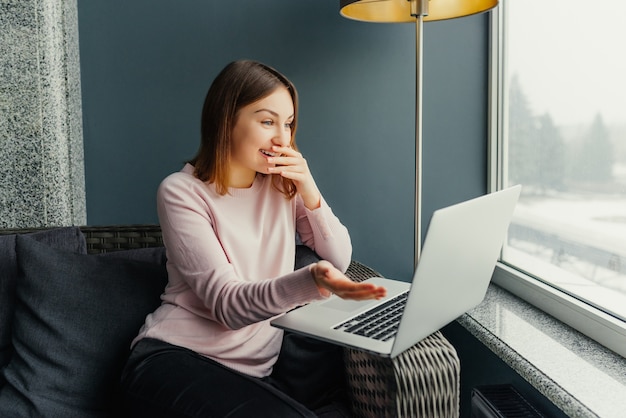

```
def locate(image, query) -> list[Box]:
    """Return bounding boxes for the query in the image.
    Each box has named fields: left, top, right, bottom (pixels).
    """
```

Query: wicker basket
left=344, top=260, right=460, bottom=418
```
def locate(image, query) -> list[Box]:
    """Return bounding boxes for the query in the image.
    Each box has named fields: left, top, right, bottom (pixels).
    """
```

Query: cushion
left=0, top=235, right=167, bottom=417
left=294, top=245, right=321, bottom=269
left=0, top=227, right=86, bottom=379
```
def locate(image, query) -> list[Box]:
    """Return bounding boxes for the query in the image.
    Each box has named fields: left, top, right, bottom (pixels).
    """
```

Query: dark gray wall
left=77, top=0, right=488, bottom=280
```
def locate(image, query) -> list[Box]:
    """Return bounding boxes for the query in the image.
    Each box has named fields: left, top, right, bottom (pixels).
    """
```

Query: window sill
left=457, top=280, right=626, bottom=418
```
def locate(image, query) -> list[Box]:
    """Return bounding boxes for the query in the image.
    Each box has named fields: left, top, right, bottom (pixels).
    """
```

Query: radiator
left=471, top=384, right=545, bottom=418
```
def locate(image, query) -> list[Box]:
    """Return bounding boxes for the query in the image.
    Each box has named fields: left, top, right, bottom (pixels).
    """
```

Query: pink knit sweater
left=133, top=164, right=352, bottom=377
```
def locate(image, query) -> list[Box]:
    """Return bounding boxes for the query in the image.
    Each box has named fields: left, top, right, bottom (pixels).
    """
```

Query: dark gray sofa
left=0, top=225, right=461, bottom=417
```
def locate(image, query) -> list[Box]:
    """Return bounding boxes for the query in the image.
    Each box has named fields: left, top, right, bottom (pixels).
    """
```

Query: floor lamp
left=340, top=0, right=498, bottom=268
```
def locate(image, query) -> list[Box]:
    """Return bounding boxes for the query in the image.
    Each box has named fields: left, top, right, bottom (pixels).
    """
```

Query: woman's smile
left=260, top=149, right=280, bottom=158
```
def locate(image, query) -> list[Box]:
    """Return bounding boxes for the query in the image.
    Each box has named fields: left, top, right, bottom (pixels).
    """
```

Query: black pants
left=118, top=334, right=350, bottom=418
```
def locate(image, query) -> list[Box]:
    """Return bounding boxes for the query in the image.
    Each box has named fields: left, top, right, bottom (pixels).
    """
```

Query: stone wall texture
left=0, top=0, right=85, bottom=228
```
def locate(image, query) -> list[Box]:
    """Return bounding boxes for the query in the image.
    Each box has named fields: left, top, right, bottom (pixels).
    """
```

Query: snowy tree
left=508, top=74, right=539, bottom=187
left=573, top=114, right=613, bottom=183
left=508, top=75, right=566, bottom=192
left=536, top=113, right=566, bottom=191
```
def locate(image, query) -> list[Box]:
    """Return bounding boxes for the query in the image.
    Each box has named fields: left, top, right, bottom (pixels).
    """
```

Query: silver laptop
left=271, top=185, right=521, bottom=358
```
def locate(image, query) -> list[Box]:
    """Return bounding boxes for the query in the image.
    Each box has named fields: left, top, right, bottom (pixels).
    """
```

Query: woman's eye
left=262, top=120, right=273, bottom=126
left=284, top=122, right=293, bottom=130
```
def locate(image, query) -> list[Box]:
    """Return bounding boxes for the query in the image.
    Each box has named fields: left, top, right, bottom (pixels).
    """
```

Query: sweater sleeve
left=157, top=174, right=323, bottom=330
left=295, top=195, right=352, bottom=272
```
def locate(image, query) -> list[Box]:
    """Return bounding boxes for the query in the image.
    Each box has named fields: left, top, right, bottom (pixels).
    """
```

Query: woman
left=119, top=60, right=386, bottom=417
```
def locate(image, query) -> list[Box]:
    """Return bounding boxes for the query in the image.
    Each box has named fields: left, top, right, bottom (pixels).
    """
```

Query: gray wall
left=77, top=0, right=488, bottom=280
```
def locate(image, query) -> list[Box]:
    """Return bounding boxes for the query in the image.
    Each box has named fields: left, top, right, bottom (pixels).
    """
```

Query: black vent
left=471, top=384, right=544, bottom=418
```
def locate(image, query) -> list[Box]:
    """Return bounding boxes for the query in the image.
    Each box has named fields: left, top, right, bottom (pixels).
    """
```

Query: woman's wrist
left=302, top=190, right=321, bottom=211
left=309, top=263, right=331, bottom=297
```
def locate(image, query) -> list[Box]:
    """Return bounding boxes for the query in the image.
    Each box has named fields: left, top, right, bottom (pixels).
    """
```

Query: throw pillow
left=294, top=244, right=321, bottom=269
left=0, top=227, right=86, bottom=380
left=0, top=235, right=167, bottom=417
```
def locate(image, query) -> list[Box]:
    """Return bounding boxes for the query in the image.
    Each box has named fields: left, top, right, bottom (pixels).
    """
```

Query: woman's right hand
left=310, top=260, right=386, bottom=301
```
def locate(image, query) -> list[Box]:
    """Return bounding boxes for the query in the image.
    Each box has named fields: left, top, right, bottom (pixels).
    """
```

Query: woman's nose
left=274, top=129, right=290, bottom=147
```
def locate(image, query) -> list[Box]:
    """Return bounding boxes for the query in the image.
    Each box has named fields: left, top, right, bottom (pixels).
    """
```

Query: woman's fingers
left=330, top=280, right=387, bottom=300
left=312, top=261, right=387, bottom=301
left=268, top=146, right=321, bottom=210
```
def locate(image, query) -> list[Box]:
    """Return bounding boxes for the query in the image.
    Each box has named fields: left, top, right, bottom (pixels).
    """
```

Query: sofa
left=0, top=225, right=460, bottom=417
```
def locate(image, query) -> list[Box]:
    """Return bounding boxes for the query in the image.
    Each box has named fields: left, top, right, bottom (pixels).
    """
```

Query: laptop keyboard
left=333, top=292, right=409, bottom=341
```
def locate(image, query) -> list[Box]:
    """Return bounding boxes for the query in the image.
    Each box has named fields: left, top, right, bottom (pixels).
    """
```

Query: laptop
left=271, top=185, right=521, bottom=358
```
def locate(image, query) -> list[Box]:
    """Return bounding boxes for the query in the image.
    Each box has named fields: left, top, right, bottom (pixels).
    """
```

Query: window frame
left=488, top=2, right=626, bottom=358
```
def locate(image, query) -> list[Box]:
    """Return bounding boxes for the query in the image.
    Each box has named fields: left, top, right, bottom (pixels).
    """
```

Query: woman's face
left=229, top=87, right=294, bottom=188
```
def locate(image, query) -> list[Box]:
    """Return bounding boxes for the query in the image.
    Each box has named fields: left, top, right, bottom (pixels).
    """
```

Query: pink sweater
left=133, top=164, right=352, bottom=377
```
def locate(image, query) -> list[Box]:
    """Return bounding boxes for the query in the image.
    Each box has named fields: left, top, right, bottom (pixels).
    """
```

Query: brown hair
left=189, top=60, right=299, bottom=198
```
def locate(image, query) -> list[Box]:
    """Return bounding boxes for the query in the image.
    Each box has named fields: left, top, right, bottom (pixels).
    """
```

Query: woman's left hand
left=311, top=261, right=387, bottom=301
left=267, top=146, right=321, bottom=210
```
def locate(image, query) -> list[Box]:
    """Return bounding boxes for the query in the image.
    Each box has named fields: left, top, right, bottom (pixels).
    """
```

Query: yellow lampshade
left=340, top=0, right=498, bottom=23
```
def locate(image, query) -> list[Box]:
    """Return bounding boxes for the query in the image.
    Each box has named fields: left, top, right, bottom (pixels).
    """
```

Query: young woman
left=119, top=60, right=386, bottom=417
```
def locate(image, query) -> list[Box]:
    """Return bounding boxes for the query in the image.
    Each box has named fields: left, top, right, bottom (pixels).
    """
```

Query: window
left=491, top=0, right=626, bottom=356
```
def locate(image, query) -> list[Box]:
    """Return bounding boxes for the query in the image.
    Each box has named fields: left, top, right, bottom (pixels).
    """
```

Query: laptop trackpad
left=320, top=297, right=377, bottom=313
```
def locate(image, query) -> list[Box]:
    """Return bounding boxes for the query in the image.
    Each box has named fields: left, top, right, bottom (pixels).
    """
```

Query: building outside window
left=493, top=0, right=626, bottom=355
